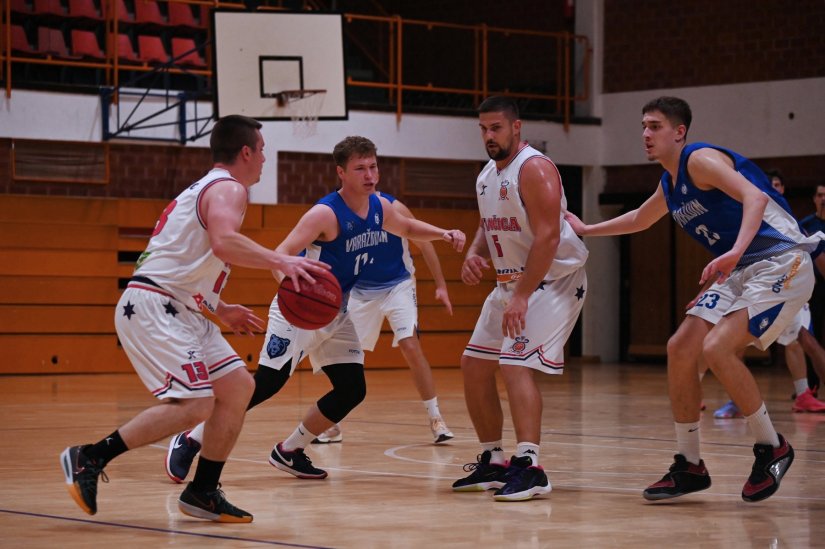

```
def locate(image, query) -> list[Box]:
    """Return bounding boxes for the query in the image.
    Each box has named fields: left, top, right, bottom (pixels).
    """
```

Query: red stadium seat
left=10, top=0, right=33, bottom=14
left=37, top=27, right=78, bottom=59
left=117, top=33, right=140, bottom=63
left=137, top=34, right=169, bottom=64
left=114, top=0, right=134, bottom=22
left=33, top=0, right=65, bottom=16
left=134, top=0, right=167, bottom=25
left=68, top=0, right=103, bottom=20
left=171, top=37, right=206, bottom=68
left=168, top=2, right=200, bottom=28
left=11, top=24, right=37, bottom=54
left=71, top=29, right=105, bottom=59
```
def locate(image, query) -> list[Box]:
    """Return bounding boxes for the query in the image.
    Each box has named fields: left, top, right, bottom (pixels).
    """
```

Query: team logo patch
left=266, top=334, right=291, bottom=359
left=681, top=184, right=688, bottom=195
left=510, top=336, right=530, bottom=354
left=346, top=221, right=354, bottom=232
left=499, top=180, right=510, bottom=200
left=374, top=213, right=380, bottom=225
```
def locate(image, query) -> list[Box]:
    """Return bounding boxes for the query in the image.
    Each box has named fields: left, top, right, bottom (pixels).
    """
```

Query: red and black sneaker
left=741, top=433, right=794, bottom=502
left=60, top=445, right=109, bottom=515
left=643, top=454, right=711, bottom=501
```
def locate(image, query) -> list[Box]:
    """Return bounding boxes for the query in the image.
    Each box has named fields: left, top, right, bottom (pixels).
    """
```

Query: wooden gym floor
left=1, top=361, right=824, bottom=548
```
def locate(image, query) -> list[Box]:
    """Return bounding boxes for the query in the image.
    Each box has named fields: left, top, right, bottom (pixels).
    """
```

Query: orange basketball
left=277, top=269, right=342, bottom=329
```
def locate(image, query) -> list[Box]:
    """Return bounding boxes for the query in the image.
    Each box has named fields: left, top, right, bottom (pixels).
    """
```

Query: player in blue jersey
left=565, top=97, right=824, bottom=503
left=312, top=191, right=456, bottom=445
left=165, top=136, right=465, bottom=481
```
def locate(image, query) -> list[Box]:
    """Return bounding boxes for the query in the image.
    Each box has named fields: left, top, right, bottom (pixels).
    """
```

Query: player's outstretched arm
left=392, top=200, right=453, bottom=315
left=272, top=205, right=337, bottom=290
left=380, top=196, right=466, bottom=252
left=564, top=185, right=669, bottom=237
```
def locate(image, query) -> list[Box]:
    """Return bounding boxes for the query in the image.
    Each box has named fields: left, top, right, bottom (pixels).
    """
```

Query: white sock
left=188, top=422, right=205, bottom=444
left=282, top=422, right=318, bottom=451
left=423, top=397, right=440, bottom=418
left=745, top=403, right=780, bottom=447
left=482, top=440, right=506, bottom=465
left=793, top=378, right=809, bottom=397
left=516, top=442, right=540, bottom=466
left=674, top=421, right=701, bottom=465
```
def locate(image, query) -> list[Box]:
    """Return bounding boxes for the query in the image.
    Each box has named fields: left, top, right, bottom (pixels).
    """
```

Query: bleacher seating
left=171, top=37, right=206, bottom=68
left=71, top=29, right=105, bottom=60
left=0, top=195, right=485, bottom=375
left=137, top=34, right=169, bottom=64
left=10, top=24, right=37, bottom=55
left=68, top=0, right=104, bottom=21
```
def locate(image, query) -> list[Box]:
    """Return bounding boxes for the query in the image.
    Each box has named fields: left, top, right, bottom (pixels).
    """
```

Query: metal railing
left=1, top=1, right=590, bottom=128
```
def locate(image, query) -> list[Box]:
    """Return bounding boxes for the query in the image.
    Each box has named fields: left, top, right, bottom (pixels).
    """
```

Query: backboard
left=212, top=10, right=347, bottom=121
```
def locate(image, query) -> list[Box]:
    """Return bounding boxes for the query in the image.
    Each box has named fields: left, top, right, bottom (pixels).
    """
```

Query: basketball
left=277, top=269, right=342, bottom=329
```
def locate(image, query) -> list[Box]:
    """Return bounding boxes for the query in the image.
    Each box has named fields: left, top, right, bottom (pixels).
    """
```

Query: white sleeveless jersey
left=477, top=144, right=588, bottom=282
left=133, top=168, right=241, bottom=313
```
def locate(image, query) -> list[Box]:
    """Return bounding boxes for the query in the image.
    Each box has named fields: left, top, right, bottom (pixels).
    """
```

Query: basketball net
left=276, top=89, right=326, bottom=139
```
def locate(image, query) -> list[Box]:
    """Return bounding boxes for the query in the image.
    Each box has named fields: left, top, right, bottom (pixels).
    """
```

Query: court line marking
left=0, top=509, right=335, bottom=549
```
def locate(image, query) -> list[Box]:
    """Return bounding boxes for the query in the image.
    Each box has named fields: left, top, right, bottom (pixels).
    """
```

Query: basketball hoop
left=275, top=89, right=326, bottom=138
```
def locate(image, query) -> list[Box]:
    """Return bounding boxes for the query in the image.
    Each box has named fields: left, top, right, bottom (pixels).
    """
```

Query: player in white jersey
left=566, top=97, right=825, bottom=503
left=59, top=115, right=329, bottom=523
left=452, top=96, right=588, bottom=502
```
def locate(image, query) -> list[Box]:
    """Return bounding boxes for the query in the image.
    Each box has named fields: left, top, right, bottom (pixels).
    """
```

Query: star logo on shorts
left=164, top=301, right=179, bottom=317
left=575, top=286, right=585, bottom=300
left=122, top=301, right=136, bottom=319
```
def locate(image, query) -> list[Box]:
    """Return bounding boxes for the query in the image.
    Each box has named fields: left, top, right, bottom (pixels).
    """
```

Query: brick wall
left=0, top=138, right=211, bottom=198
left=603, top=0, right=825, bottom=92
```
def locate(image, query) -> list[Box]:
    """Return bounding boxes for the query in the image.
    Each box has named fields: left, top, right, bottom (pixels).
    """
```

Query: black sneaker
left=643, top=454, right=711, bottom=501
left=60, top=445, right=108, bottom=515
left=178, top=482, right=253, bottom=523
left=165, top=431, right=201, bottom=484
left=269, top=442, right=328, bottom=479
left=451, top=450, right=508, bottom=492
left=492, top=455, right=552, bottom=501
left=741, top=433, right=794, bottom=502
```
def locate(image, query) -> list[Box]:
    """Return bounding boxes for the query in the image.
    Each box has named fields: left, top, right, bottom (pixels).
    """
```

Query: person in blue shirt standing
left=565, top=96, right=824, bottom=503
left=163, top=136, right=465, bottom=482
left=313, top=191, right=456, bottom=445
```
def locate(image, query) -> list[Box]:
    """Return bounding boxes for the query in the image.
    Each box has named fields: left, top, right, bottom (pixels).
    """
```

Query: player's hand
left=276, top=255, right=331, bottom=293
left=685, top=276, right=717, bottom=310
left=502, top=294, right=528, bottom=338
left=564, top=211, right=587, bottom=235
left=435, top=286, right=453, bottom=316
left=216, top=303, right=265, bottom=336
left=699, top=250, right=739, bottom=286
left=461, top=254, right=489, bottom=285
left=442, top=230, right=466, bottom=252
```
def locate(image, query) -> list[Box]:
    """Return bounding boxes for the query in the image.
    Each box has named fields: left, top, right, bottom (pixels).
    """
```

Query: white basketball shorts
left=464, top=266, right=587, bottom=375
left=114, top=286, right=247, bottom=400
left=258, top=294, right=364, bottom=375
left=775, top=302, right=812, bottom=346
left=348, top=277, right=418, bottom=350
left=687, top=250, right=815, bottom=350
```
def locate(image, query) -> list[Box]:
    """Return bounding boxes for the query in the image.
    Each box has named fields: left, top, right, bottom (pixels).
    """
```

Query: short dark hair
left=766, top=169, right=785, bottom=186
left=332, top=136, right=377, bottom=168
left=210, top=115, right=262, bottom=164
left=643, top=96, right=692, bottom=135
left=478, top=96, right=519, bottom=121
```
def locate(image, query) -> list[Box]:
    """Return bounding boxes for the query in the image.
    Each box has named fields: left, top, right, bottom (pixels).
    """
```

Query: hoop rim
left=269, top=89, right=327, bottom=107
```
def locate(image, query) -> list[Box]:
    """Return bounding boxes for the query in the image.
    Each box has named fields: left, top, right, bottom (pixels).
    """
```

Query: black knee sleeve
left=316, top=363, right=367, bottom=423
left=248, top=362, right=292, bottom=410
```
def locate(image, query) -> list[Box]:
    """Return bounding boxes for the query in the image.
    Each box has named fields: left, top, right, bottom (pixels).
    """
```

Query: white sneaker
left=311, top=424, right=343, bottom=444
left=430, top=416, right=453, bottom=443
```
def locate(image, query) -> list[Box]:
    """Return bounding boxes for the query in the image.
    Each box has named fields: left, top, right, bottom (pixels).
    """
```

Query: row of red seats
left=10, top=0, right=209, bottom=29
left=11, top=25, right=207, bottom=68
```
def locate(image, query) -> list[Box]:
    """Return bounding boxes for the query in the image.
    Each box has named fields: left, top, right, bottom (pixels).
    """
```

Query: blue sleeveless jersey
left=353, top=192, right=414, bottom=291
left=302, top=192, right=386, bottom=294
left=661, top=142, right=819, bottom=267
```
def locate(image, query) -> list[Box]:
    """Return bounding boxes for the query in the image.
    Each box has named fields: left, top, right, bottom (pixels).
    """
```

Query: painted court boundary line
left=0, top=509, right=336, bottom=549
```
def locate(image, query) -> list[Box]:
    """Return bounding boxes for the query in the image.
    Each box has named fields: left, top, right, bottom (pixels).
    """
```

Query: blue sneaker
left=492, top=455, right=552, bottom=502
left=713, top=400, right=743, bottom=419
left=166, top=431, right=201, bottom=484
